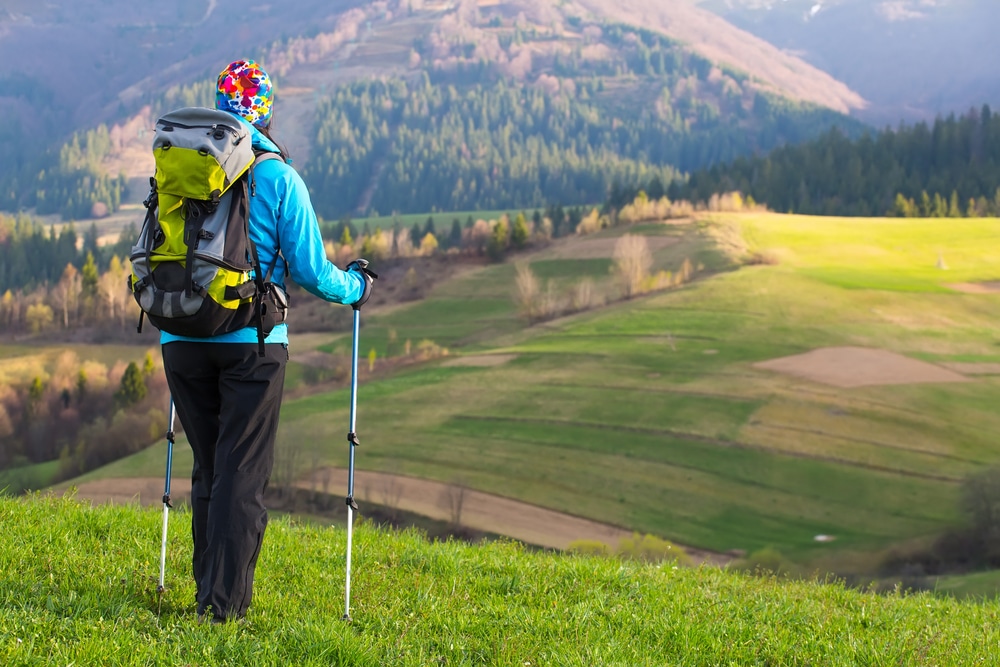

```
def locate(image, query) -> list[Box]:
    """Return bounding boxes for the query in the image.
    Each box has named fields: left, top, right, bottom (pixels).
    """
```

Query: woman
left=161, top=59, right=369, bottom=624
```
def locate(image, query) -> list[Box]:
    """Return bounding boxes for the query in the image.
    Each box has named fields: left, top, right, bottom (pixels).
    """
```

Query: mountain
left=2, top=0, right=876, bottom=218
left=697, top=0, right=1000, bottom=125
left=1, top=0, right=865, bottom=128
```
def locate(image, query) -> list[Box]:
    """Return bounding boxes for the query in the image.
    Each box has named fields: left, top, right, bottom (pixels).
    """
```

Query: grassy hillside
left=294, top=213, right=1000, bottom=561
left=64, top=213, right=1000, bottom=573
left=2, top=494, right=999, bottom=666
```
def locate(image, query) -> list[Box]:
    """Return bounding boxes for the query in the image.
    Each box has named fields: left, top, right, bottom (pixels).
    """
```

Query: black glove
left=347, top=259, right=378, bottom=311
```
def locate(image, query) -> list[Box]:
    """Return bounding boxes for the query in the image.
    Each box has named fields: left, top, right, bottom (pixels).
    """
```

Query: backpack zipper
left=159, top=120, right=244, bottom=140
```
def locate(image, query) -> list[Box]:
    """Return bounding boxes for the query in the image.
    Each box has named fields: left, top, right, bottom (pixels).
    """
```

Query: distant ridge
left=568, top=0, right=866, bottom=114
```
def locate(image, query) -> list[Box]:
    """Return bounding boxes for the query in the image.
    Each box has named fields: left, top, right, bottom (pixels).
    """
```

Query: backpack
left=128, top=107, right=287, bottom=352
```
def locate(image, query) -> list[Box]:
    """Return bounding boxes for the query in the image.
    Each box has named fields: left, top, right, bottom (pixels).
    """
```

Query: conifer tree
left=79, top=251, right=99, bottom=323
left=115, top=362, right=147, bottom=407
left=511, top=212, right=530, bottom=248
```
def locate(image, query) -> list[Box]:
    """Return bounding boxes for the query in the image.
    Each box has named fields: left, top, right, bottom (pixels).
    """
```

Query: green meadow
left=60, top=213, right=1000, bottom=568
left=2, top=494, right=999, bottom=666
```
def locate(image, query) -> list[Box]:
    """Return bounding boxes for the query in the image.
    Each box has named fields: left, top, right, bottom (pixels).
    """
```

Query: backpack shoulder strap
left=244, top=151, right=288, bottom=356
left=248, top=150, right=288, bottom=280
left=249, top=150, right=285, bottom=198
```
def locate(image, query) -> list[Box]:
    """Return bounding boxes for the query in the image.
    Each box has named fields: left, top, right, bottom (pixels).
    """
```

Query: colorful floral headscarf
left=216, top=59, right=273, bottom=129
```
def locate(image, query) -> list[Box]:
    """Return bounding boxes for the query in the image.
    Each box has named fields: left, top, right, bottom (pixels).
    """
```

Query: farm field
left=59, top=212, right=1000, bottom=567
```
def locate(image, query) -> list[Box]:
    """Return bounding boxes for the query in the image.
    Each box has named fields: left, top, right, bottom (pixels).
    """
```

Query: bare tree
left=571, top=277, right=598, bottom=312
left=612, top=234, right=653, bottom=299
left=962, top=467, right=1000, bottom=550
left=272, top=440, right=301, bottom=503
left=379, top=472, right=404, bottom=521
left=50, top=264, right=81, bottom=329
left=441, top=479, right=467, bottom=528
left=308, top=452, right=327, bottom=507
left=319, top=467, right=332, bottom=510
left=99, top=256, right=129, bottom=327
left=514, top=262, right=540, bottom=321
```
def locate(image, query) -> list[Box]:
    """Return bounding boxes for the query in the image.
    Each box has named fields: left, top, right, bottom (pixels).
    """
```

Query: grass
left=933, top=569, right=1000, bottom=600
left=0, top=460, right=61, bottom=495
left=737, top=213, right=1000, bottom=285
left=3, top=494, right=1000, bottom=666
left=56, top=212, right=1000, bottom=567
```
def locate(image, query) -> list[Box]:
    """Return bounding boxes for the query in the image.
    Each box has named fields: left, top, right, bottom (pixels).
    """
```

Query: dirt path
left=68, top=470, right=729, bottom=565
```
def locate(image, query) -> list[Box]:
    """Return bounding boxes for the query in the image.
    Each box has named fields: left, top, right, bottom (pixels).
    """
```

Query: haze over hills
left=698, top=0, right=1000, bottom=125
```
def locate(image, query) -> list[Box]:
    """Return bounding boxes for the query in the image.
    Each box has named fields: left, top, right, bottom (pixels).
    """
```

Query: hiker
left=159, top=59, right=372, bottom=624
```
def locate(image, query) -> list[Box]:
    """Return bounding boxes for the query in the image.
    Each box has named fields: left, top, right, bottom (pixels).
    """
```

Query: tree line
left=321, top=203, right=589, bottom=263
left=664, top=105, right=1000, bottom=217
left=0, top=213, right=135, bottom=293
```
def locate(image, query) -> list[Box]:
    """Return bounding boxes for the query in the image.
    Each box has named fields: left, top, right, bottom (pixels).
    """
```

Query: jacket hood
left=226, top=111, right=282, bottom=155
left=249, top=125, right=281, bottom=155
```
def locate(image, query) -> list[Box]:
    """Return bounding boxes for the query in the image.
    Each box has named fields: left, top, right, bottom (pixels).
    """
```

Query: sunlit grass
left=2, top=495, right=1000, bottom=666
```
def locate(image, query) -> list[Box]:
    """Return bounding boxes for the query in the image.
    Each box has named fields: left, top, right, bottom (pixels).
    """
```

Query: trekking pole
left=343, top=305, right=361, bottom=622
left=343, top=259, right=376, bottom=622
left=157, top=398, right=177, bottom=595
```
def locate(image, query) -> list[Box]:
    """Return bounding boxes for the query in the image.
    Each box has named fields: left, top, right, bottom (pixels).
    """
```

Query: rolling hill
left=58, top=209, right=1000, bottom=581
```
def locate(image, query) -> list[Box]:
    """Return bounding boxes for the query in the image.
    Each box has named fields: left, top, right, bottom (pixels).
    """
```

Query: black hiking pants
left=162, top=341, right=288, bottom=621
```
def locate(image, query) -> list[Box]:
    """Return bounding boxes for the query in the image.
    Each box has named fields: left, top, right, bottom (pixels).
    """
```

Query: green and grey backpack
left=129, top=107, right=287, bottom=351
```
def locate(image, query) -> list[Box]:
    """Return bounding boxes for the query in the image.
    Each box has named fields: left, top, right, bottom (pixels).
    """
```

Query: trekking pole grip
left=347, top=259, right=378, bottom=311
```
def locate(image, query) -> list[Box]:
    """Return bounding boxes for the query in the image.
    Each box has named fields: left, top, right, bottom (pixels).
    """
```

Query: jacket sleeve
left=274, top=166, right=364, bottom=304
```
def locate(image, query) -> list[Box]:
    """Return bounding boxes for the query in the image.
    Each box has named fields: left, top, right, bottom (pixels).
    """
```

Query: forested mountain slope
left=669, top=105, right=1000, bottom=217
left=0, top=0, right=865, bottom=219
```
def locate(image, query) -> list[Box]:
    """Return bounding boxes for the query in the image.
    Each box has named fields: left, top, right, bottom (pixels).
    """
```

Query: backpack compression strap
left=134, top=179, right=160, bottom=334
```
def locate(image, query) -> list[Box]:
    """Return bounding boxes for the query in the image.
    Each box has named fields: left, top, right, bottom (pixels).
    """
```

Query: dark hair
left=257, top=119, right=290, bottom=161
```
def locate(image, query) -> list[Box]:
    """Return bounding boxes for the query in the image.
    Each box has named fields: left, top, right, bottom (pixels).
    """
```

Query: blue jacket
left=161, top=117, right=364, bottom=345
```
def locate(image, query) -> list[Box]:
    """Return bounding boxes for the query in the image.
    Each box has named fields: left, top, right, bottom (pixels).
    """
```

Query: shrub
left=734, top=547, right=798, bottom=577
left=576, top=208, right=604, bottom=235
left=745, top=250, right=780, bottom=266
left=616, top=532, right=693, bottom=566
left=567, top=540, right=611, bottom=557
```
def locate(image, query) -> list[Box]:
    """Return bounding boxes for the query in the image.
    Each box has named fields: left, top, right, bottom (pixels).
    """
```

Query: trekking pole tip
left=342, top=613, right=353, bottom=623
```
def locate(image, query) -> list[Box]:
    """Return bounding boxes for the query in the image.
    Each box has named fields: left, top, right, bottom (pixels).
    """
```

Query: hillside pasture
left=61, top=213, right=1000, bottom=568
left=306, top=213, right=1000, bottom=559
